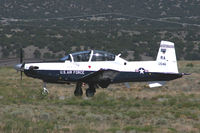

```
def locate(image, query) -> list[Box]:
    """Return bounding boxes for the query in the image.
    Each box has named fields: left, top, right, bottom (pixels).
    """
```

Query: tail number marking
left=158, top=62, right=166, bottom=66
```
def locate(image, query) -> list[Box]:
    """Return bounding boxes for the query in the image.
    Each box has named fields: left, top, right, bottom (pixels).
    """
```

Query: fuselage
left=23, top=60, right=182, bottom=84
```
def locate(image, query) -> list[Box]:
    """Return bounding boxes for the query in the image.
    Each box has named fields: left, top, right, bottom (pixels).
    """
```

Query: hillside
left=0, top=0, right=200, bottom=60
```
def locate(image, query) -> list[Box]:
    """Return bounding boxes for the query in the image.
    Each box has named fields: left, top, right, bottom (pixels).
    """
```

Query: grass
left=0, top=61, right=200, bottom=132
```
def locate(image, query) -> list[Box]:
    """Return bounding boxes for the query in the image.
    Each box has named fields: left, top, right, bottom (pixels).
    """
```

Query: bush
left=33, top=49, right=41, bottom=59
left=186, top=63, right=194, bottom=67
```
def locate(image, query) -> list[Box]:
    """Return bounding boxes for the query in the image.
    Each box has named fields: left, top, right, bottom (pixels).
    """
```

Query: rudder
left=156, top=41, right=178, bottom=73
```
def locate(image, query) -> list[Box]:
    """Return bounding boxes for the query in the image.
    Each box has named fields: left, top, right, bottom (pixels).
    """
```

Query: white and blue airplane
left=15, top=41, right=187, bottom=97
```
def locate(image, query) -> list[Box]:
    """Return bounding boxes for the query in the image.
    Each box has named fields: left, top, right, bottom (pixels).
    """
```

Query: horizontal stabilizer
left=148, top=81, right=166, bottom=88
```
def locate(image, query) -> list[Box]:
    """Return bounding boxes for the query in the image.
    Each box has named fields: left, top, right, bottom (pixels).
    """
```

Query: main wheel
left=74, top=88, right=83, bottom=96
left=86, top=88, right=95, bottom=97
left=74, top=82, right=83, bottom=96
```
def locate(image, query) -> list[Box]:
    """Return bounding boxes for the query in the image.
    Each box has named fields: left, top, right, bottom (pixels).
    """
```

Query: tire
left=74, top=88, right=83, bottom=96
left=86, top=88, right=95, bottom=97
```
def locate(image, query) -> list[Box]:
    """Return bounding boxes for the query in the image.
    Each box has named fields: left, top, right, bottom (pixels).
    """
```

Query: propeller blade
left=20, top=48, right=23, bottom=63
left=19, top=48, right=24, bottom=80
left=20, top=71, right=22, bottom=80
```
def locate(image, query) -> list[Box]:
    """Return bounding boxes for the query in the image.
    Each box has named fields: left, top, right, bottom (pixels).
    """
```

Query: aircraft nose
left=14, top=64, right=23, bottom=71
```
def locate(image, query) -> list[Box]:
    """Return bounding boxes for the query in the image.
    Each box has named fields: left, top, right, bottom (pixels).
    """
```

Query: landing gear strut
left=86, top=83, right=96, bottom=97
left=42, top=82, right=49, bottom=95
left=74, top=82, right=83, bottom=96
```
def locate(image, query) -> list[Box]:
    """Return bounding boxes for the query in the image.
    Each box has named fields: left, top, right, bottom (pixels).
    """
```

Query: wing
left=79, top=69, right=119, bottom=88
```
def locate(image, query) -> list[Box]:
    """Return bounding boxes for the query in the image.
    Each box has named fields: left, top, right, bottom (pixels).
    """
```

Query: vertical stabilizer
left=156, top=41, right=178, bottom=73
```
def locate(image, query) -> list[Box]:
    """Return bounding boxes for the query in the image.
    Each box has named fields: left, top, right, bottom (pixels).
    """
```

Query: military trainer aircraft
left=15, top=41, right=187, bottom=97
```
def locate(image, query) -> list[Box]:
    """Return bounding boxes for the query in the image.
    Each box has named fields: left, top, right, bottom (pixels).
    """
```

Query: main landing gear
left=74, top=82, right=96, bottom=97
left=74, top=82, right=83, bottom=96
left=86, top=83, right=96, bottom=97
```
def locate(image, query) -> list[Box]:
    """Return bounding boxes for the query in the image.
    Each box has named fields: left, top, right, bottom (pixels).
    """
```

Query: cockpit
left=60, top=50, right=115, bottom=62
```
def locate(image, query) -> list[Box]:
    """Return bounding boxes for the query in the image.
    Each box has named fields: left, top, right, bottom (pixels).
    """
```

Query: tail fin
left=156, top=41, right=178, bottom=73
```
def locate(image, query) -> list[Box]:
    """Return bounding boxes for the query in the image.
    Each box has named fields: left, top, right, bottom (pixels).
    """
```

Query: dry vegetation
left=0, top=61, right=200, bottom=133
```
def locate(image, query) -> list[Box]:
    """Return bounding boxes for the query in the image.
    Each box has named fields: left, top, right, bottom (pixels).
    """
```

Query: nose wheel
left=42, top=82, right=49, bottom=95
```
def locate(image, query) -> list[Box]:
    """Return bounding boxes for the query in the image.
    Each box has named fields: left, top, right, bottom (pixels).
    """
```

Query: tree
left=43, top=52, right=52, bottom=59
left=33, top=49, right=41, bottom=59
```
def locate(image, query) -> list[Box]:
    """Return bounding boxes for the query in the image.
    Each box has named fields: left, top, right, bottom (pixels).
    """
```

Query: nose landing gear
left=42, top=82, right=49, bottom=95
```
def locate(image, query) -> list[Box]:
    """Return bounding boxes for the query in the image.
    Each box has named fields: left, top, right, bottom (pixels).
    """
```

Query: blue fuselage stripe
left=24, top=70, right=182, bottom=84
